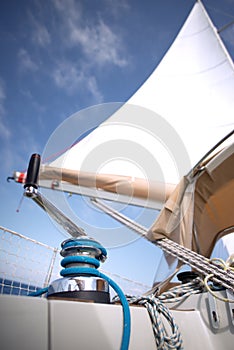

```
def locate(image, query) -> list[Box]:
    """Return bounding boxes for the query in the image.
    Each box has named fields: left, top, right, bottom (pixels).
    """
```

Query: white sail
left=129, top=1, right=234, bottom=164
left=23, top=1, right=234, bottom=209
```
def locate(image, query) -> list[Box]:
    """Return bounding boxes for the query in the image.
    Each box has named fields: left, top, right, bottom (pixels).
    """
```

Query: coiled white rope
left=126, top=295, right=183, bottom=349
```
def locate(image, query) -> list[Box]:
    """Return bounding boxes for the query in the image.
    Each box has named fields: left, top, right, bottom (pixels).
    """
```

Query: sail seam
left=198, top=0, right=234, bottom=71
left=180, top=24, right=210, bottom=38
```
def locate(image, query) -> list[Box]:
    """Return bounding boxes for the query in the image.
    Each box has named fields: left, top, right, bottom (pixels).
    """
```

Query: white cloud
left=0, top=81, right=5, bottom=100
left=18, top=48, right=38, bottom=72
left=86, top=75, right=103, bottom=103
left=53, top=61, right=83, bottom=91
left=52, top=0, right=82, bottom=22
left=102, top=0, right=130, bottom=16
left=24, top=0, right=129, bottom=100
left=27, top=8, right=51, bottom=47
left=69, top=19, right=128, bottom=67
left=52, top=0, right=128, bottom=68
left=32, top=22, right=51, bottom=47
left=0, top=79, right=11, bottom=140
left=52, top=60, right=103, bottom=102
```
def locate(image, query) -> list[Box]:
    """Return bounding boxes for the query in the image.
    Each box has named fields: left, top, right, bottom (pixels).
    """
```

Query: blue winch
left=47, top=236, right=110, bottom=303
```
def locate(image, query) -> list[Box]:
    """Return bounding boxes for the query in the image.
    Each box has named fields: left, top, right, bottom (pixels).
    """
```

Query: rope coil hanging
left=116, top=294, right=184, bottom=350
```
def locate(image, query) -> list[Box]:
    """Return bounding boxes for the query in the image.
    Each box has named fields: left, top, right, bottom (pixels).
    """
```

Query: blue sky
left=0, top=0, right=234, bottom=288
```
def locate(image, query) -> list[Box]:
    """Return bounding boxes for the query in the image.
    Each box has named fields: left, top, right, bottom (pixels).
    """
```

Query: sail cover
left=35, top=1, right=234, bottom=211
left=148, top=139, right=234, bottom=258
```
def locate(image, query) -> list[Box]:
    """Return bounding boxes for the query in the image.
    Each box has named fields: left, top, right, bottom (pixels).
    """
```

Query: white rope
left=121, top=295, right=184, bottom=349
left=158, top=277, right=204, bottom=303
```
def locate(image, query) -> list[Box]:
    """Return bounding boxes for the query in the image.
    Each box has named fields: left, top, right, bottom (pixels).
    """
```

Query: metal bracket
left=208, top=293, right=220, bottom=329
left=226, top=290, right=234, bottom=326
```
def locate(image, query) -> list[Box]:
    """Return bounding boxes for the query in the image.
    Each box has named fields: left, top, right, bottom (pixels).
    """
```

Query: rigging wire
left=218, top=19, right=234, bottom=33
left=91, top=198, right=234, bottom=293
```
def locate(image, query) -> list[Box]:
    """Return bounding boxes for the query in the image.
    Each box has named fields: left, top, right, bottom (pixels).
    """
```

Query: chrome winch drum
left=47, top=236, right=110, bottom=303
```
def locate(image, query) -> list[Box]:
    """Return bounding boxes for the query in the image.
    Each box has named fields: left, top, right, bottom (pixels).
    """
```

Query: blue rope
left=61, top=238, right=107, bottom=259
left=29, top=287, right=49, bottom=297
left=61, top=255, right=101, bottom=268
left=61, top=266, right=131, bottom=350
left=60, top=239, right=130, bottom=350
